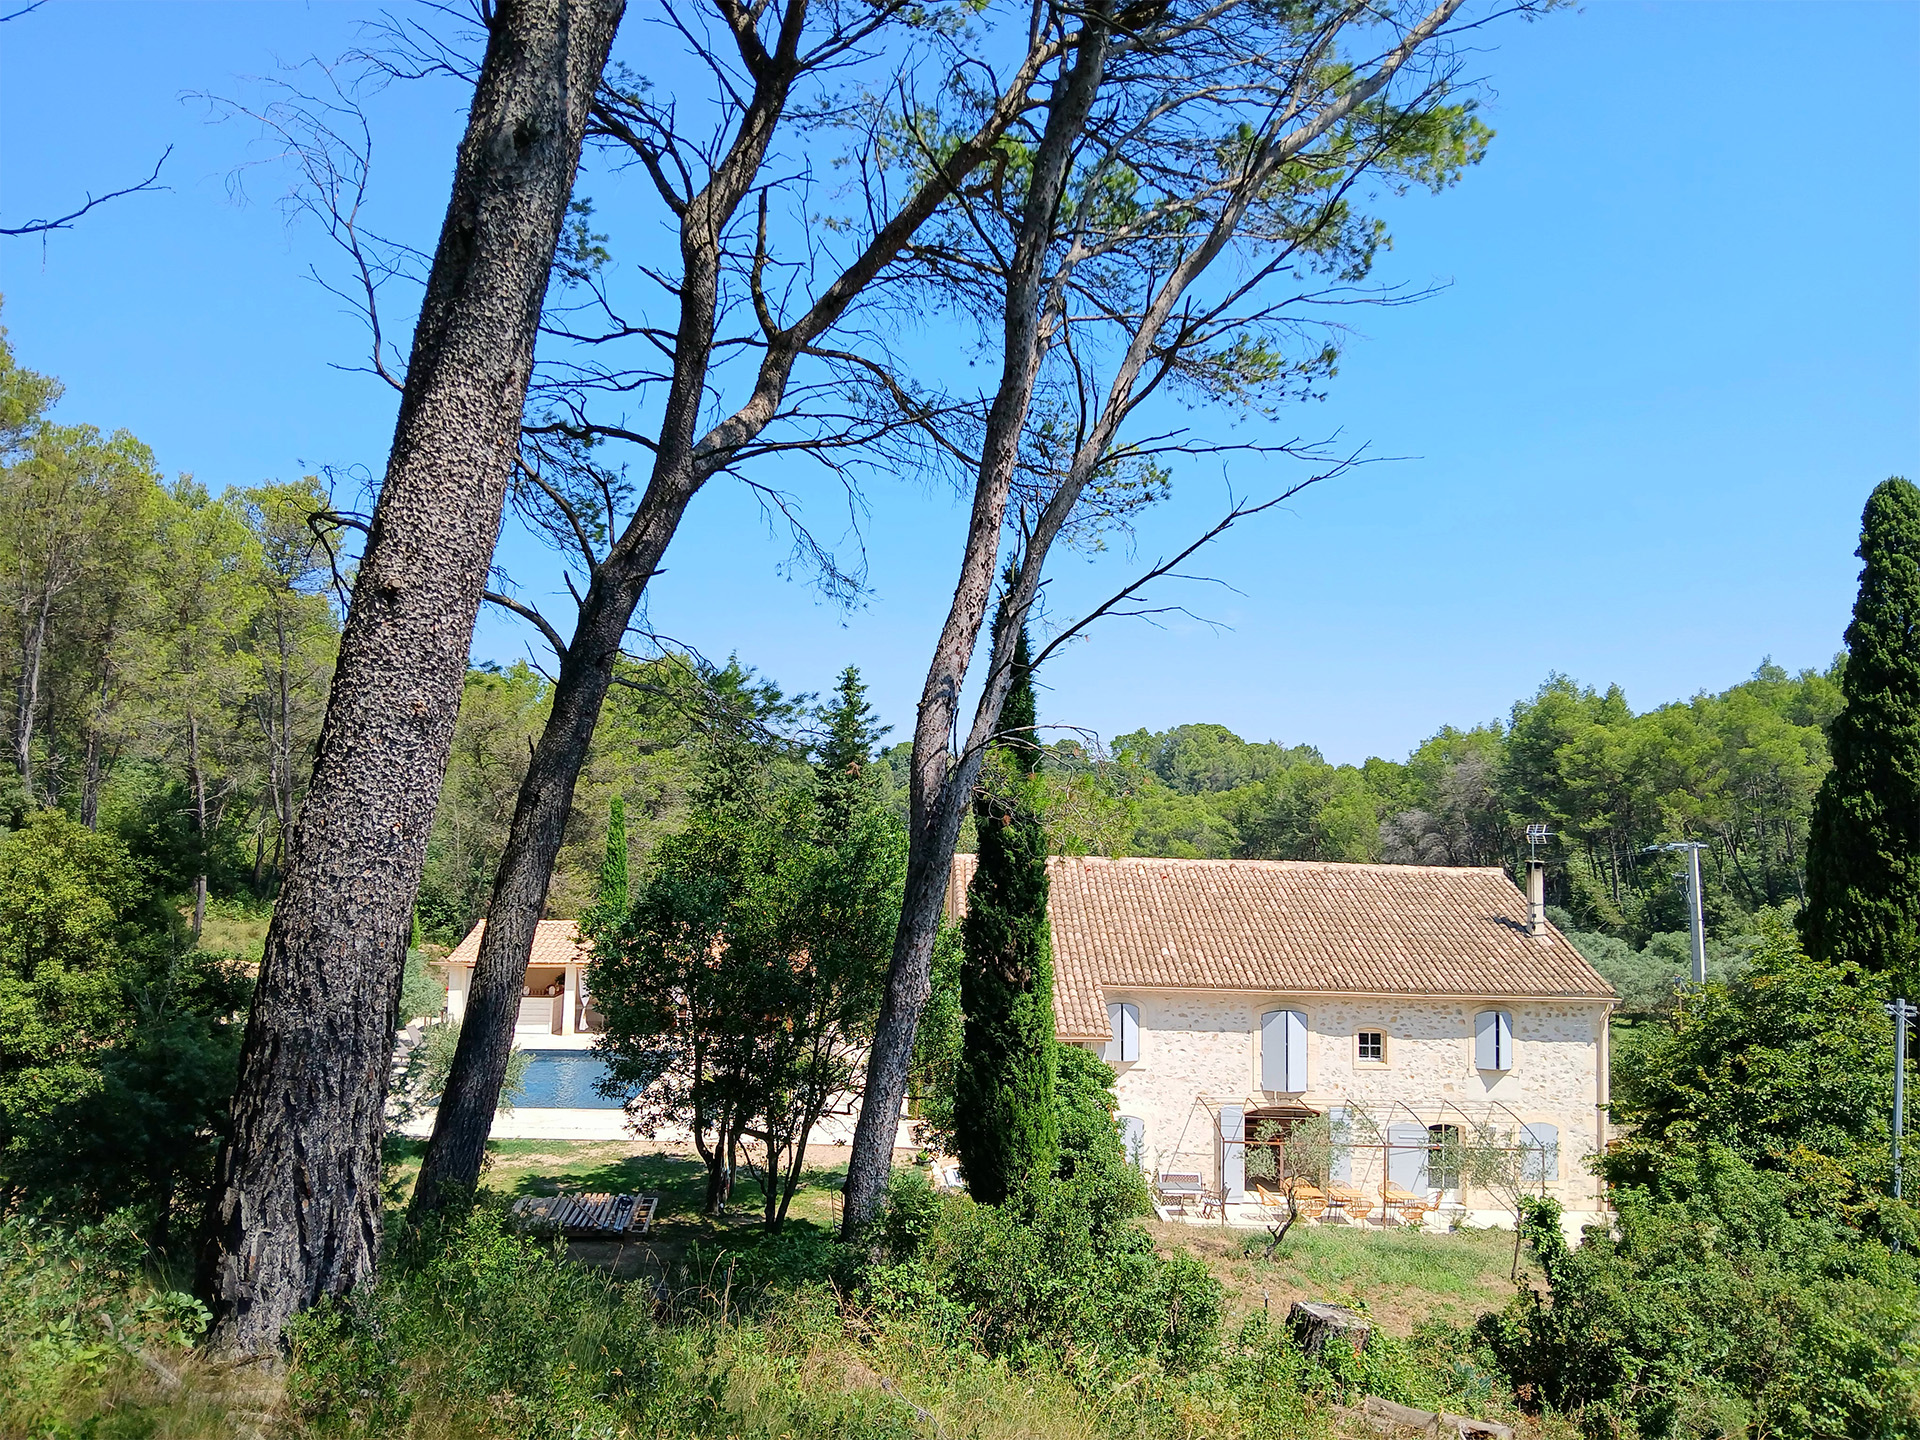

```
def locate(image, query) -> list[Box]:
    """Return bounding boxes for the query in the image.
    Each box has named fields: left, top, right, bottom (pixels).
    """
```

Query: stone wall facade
left=1099, top=988, right=1610, bottom=1226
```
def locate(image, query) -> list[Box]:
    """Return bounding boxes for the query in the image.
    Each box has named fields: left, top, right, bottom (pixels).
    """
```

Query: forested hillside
left=1017, top=661, right=1838, bottom=936
left=994, top=663, right=1840, bottom=1011
left=3, top=324, right=1837, bottom=1013
left=0, top=328, right=339, bottom=926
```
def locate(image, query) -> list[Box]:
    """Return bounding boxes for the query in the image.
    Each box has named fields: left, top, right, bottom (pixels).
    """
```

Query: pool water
left=514, top=1050, right=635, bottom=1109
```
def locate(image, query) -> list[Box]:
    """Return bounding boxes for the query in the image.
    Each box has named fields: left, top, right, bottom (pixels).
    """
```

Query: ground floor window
left=1426, top=1123, right=1462, bottom=1190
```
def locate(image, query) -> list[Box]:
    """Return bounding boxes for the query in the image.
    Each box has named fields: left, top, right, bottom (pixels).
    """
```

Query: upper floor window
left=1357, top=1030, right=1385, bottom=1064
left=1475, top=1010, right=1513, bottom=1071
left=1105, top=1002, right=1140, bottom=1064
left=1260, top=1009, right=1308, bottom=1092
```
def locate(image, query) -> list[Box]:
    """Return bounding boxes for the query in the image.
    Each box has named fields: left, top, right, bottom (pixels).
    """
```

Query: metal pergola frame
left=1157, top=1092, right=1557, bottom=1219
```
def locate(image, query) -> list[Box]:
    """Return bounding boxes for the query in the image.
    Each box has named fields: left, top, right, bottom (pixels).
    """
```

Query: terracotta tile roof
left=445, top=919, right=590, bottom=968
left=946, top=855, right=1615, bottom=1041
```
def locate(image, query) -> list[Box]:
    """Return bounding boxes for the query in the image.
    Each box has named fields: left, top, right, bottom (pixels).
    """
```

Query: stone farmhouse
left=443, top=854, right=1616, bottom=1229
left=947, top=854, right=1616, bottom=1230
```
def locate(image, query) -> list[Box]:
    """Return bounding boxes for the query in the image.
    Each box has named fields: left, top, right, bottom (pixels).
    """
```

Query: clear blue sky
left=4, top=1, right=1916, bottom=764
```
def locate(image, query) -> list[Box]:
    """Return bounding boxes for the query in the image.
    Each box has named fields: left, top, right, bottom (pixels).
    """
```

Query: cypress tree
left=955, top=623, right=1058, bottom=1205
left=814, top=665, right=888, bottom=835
left=598, top=796, right=630, bottom=922
left=1802, top=476, right=1920, bottom=991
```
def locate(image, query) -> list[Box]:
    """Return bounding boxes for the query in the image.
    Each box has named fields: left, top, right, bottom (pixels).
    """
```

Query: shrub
left=1608, top=913, right=1898, bottom=1213
left=0, top=1213, right=208, bottom=1436
left=1480, top=1162, right=1920, bottom=1439
left=0, top=811, right=250, bottom=1245
left=873, top=1164, right=1219, bottom=1373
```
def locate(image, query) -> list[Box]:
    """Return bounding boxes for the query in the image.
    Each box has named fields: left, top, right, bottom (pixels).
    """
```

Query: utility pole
left=1889, top=999, right=1915, bottom=1201
left=1682, top=843, right=1707, bottom=984
left=1650, top=840, right=1710, bottom=983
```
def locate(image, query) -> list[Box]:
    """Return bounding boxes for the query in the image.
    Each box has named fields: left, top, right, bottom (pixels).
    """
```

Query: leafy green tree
left=235, top=478, right=338, bottom=889
left=1483, top=1161, right=1920, bottom=1440
left=591, top=739, right=902, bottom=1226
left=906, top=923, right=965, bottom=1153
left=596, top=795, right=628, bottom=922
left=1608, top=913, right=1896, bottom=1211
left=1802, top=477, right=1920, bottom=992
left=0, top=811, right=246, bottom=1247
left=955, top=625, right=1058, bottom=1207
left=138, top=481, right=260, bottom=936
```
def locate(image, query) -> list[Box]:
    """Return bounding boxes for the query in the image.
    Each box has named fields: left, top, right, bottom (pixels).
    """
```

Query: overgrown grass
left=195, top=896, right=272, bottom=963
left=1241, top=1224, right=1520, bottom=1329
left=2, top=1163, right=1570, bottom=1440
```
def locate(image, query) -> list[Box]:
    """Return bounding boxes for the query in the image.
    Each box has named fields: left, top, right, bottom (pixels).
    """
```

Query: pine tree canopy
left=1801, top=476, right=1920, bottom=990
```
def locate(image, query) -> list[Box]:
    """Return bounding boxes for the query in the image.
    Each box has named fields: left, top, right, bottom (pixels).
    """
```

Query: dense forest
left=2, top=325, right=1835, bottom=1015
left=0, top=327, right=338, bottom=930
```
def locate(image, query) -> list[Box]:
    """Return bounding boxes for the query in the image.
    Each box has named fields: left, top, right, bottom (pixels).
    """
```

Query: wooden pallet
left=511, top=1191, right=659, bottom=1238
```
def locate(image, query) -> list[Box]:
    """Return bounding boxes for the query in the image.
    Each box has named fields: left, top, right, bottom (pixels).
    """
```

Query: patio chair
left=1254, top=1181, right=1327, bottom=1223
left=1379, top=1185, right=1436, bottom=1227
left=1323, top=1184, right=1373, bottom=1224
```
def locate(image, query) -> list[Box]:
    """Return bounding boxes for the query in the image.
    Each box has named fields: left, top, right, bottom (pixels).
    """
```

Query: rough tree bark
left=411, top=1, right=1055, bottom=1213
left=198, top=0, right=625, bottom=1355
left=188, top=712, right=208, bottom=939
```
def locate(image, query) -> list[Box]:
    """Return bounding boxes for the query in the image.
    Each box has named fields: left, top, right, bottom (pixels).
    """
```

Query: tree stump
left=1288, top=1299, right=1372, bottom=1360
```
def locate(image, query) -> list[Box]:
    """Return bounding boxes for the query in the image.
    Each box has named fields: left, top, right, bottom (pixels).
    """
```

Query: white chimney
left=1526, top=860, right=1548, bottom=939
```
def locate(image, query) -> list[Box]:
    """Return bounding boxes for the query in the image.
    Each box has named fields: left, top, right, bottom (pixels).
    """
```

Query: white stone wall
left=1102, top=988, right=1609, bottom=1221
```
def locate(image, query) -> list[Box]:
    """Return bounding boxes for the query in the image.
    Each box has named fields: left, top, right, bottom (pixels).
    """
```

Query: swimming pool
left=514, top=1050, right=636, bottom=1109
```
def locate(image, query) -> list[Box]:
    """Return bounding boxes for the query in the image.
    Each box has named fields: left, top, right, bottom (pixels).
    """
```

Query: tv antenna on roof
left=1525, top=824, right=1552, bottom=861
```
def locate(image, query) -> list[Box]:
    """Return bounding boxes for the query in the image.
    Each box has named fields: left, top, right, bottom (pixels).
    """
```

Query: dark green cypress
left=598, top=796, right=630, bottom=921
left=1802, top=477, right=1920, bottom=992
left=955, top=623, right=1059, bottom=1205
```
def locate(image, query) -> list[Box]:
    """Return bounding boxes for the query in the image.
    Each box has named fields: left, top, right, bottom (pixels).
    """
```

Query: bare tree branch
left=0, top=145, right=172, bottom=238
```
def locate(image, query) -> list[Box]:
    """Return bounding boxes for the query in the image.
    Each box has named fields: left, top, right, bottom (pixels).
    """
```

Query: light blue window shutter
left=1328, top=1107, right=1352, bottom=1185
left=1284, top=1010, right=1309, bottom=1092
left=1105, top=1002, right=1123, bottom=1064
left=1120, top=1003, right=1140, bottom=1062
left=1218, top=1104, right=1245, bottom=1199
left=1260, top=1010, right=1309, bottom=1091
left=1476, top=1010, right=1513, bottom=1071
left=1387, top=1122, right=1429, bottom=1191
left=1521, top=1122, right=1559, bottom=1183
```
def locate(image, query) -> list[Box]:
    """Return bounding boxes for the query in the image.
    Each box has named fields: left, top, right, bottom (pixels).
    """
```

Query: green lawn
left=387, top=1137, right=851, bottom=1247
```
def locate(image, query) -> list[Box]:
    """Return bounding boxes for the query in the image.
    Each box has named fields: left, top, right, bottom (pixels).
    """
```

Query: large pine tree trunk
left=197, top=0, right=625, bottom=1355
left=412, top=3, right=1057, bottom=1212
left=14, top=594, right=49, bottom=793
left=409, top=570, right=642, bottom=1211
left=189, top=712, right=208, bottom=940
